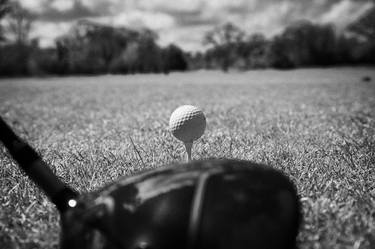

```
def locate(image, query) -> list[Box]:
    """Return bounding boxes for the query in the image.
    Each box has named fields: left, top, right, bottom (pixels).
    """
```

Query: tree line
left=0, top=1, right=187, bottom=76
left=0, top=1, right=374, bottom=77
left=194, top=16, right=375, bottom=71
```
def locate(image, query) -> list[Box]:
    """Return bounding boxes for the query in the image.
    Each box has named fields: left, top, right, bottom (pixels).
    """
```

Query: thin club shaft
left=0, top=117, right=78, bottom=212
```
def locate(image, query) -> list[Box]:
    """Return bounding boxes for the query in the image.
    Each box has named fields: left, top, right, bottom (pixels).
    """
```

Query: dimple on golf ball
left=169, top=105, right=206, bottom=143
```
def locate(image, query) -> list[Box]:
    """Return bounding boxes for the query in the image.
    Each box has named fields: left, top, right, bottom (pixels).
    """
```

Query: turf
left=0, top=68, right=374, bottom=249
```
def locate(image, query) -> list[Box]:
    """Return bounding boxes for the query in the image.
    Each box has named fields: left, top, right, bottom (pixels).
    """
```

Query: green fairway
left=0, top=68, right=375, bottom=248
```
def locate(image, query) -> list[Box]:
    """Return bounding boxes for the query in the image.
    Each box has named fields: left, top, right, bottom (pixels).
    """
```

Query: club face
left=60, top=159, right=301, bottom=249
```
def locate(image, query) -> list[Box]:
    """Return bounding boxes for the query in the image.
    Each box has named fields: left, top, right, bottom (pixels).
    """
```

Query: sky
left=16, top=0, right=375, bottom=51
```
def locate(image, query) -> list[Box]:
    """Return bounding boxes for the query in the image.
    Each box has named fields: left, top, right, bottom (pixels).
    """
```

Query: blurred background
left=0, top=0, right=374, bottom=76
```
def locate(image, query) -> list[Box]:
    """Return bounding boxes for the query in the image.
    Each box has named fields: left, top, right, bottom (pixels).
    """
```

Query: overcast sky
left=18, top=0, right=374, bottom=51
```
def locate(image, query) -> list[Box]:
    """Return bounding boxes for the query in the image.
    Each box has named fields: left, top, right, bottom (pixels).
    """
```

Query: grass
left=0, top=67, right=374, bottom=249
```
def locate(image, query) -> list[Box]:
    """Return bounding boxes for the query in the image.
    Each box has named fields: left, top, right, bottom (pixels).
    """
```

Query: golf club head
left=0, top=117, right=301, bottom=249
left=61, top=159, right=301, bottom=249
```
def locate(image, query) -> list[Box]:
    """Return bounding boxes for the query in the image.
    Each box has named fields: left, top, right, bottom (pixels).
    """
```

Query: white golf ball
left=169, top=105, right=206, bottom=143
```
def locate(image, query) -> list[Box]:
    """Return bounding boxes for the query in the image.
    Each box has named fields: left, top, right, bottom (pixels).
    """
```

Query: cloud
left=80, top=0, right=125, bottom=15
left=111, top=11, right=175, bottom=30
left=16, top=0, right=375, bottom=51
left=158, top=25, right=213, bottom=51
left=137, top=0, right=204, bottom=13
left=242, top=1, right=296, bottom=36
left=50, top=0, right=75, bottom=12
left=320, top=0, right=374, bottom=28
left=18, top=0, right=47, bottom=13
left=17, top=0, right=105, bottom=21
left=30, top=21, right=72, bottom=47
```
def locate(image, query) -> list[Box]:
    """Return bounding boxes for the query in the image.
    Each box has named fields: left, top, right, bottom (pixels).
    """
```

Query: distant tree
left=0, top=1, right=36, bottom=76
left=269, top=35, right=296, bottom=69
left=114, top=41, right=139, bottom=73
left=0, top=0, right=10, bottom=41
left=348, top=6, right=375, bottom=41
left=82, top=20, right=142, bottom=71
left=270, top=20, right=337, bottom=68
left=53, top=20, right=169, bottom=75
left=6, top=1, right=34, bottom=44
left=347, top=6, right=375, bottom=63
left=186, top=51, right=205, bottom=70
left=111, top=27, right=163, bottom=74
left=239, top=33, right=270, bottom=68
left=56, top=20, right=139, bottom=74
left=203, top=22, right=245, bottom=71
left=136, top=29, right=163, bottom=73
left=162, top=44, right=187, bottom=73
left=204, top=22, right=245, bottom=47
left=55, top=24, right=95, bottom=74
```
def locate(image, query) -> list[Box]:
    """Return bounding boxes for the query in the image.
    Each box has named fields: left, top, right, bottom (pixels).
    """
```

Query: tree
left=82, top=20, right=142, bottom=71
left=53, top=20, right=168, bottom=75
left=269, top=35, right=296, bottom=69
left=347, top=6, right=375, bottom=63
left=6, top=1, right=34, bottom=44
left=111, top=27, right=163, bottom=74
left=270, top=20, right=337, bottom=68
left=203, top=22, right=245, bottom=71
left=204, top=22, right=245, bottom=47
left=162, top=44, right=187, bottom=73
left=238, top=33, right=270, bottom=69
left=136, top=28, right=162, bottom=73
left=0, top=1, right=36, bottom=76
left=348, top=6, right=375, bottom=41
left=0, top=0, right=10, bottom=41
left=56, top=20, right=139, bottom=74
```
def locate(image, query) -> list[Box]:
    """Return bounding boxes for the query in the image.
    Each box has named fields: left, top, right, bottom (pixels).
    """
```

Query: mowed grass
left=0, top=68, right=374, bottom=249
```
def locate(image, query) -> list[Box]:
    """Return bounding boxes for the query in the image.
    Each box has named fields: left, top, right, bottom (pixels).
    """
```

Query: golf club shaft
left=0, top=117, right=78, bottom=212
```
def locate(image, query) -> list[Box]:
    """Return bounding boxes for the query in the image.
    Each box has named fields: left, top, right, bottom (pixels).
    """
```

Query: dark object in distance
left=362, top=76, right=372, bottom=82
left=0, top=116, right=301, bottom=249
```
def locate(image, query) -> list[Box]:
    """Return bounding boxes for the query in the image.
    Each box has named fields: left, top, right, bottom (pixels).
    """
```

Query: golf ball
left=169, top=105, right=206, bottom=143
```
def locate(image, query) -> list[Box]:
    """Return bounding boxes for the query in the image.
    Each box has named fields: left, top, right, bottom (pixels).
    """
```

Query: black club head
left=60, top=159, right=301, bottom=249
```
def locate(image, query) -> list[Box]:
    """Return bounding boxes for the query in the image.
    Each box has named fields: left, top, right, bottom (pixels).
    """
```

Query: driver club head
left=60, top=159, right=301, bottom=249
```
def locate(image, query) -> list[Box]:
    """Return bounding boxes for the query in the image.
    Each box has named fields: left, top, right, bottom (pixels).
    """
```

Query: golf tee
left=184, top=142, right=193, bottom=162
